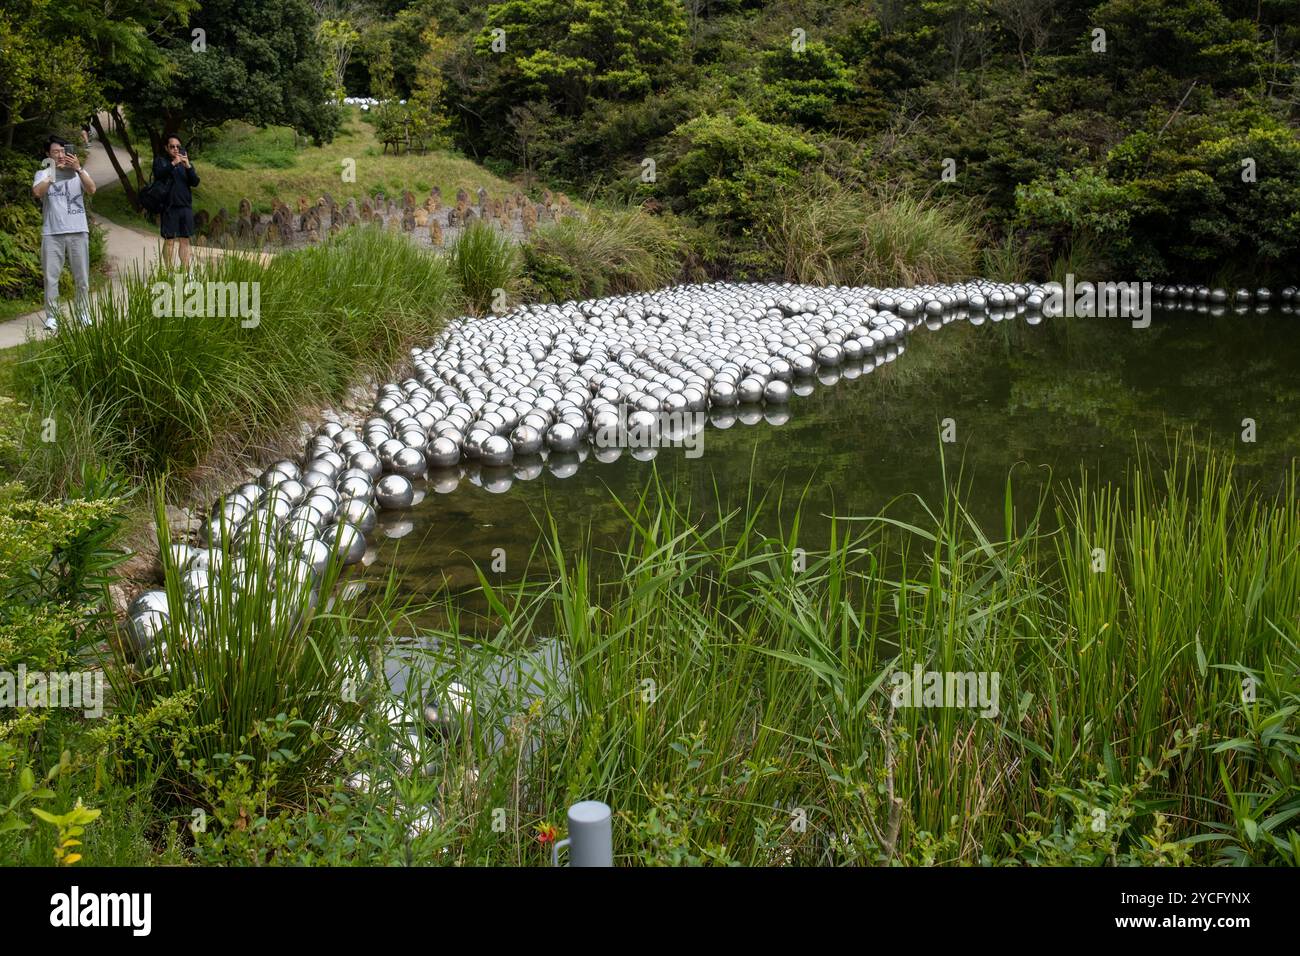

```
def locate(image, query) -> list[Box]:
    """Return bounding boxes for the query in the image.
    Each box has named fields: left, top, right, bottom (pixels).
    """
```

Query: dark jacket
left=152, top=155, right=199, bottom=209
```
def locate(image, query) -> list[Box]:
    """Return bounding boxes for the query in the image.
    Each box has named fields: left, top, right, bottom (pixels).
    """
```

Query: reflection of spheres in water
left=481, top=466, right=513, bottom=494
left=381, top=519, right=414, bottom=539
left=548, top=451, right=581, bottom=477
left=817, top=368, right=841, bottom=387
left=513, top=455, right=544, bottom=480
left=630, top=446, right=658, bottom=462
left=841, top=363, right=861, bottom=380
left=429, top=468, right=460, bottom=494
left=591, top=445, right=623, bottom=464
left=764, top=407, right=790, bottom=427
left=709, top=409, right=736, bottom=429
left=737, top=407, right=763, bottom=426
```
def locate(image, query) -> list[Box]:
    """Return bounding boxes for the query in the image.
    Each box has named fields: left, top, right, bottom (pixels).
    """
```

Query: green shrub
left=758, top=42, right=856, bottom=130
left=0, top=470, right=129, bottom=674
left=661, top=112, right=820, bottom=240
left=1017, top=107, right=1300, bottom=279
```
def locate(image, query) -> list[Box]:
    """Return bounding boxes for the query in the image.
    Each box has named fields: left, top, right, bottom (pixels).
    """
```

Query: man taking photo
left=31, top=135, right=96, bottom=333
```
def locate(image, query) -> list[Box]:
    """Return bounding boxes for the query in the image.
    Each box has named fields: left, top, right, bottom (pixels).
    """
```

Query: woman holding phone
left=152, top=135, right=200, bottom=270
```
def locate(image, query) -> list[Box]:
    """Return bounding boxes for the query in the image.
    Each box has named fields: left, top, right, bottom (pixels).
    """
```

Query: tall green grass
left=521, top=206, right=686, bottom=301
left=766, top=182, right=979, bottom=287
left=390, top=448, right=1298, bottom=865
left=30, top=227, right=455, bottom=482
left=448, top=220, right=519, bottom=314
left=107, top=499, right=396, bottom=808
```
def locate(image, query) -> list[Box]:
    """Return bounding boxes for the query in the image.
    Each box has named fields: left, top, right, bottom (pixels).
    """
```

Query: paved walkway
left=0, top=142, right=258, bottom=350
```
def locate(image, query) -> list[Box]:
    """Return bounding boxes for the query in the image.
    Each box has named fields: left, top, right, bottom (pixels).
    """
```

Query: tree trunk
left=110, top=106, right=146, bottom=191
left=91, top=113, right=140, bottom=208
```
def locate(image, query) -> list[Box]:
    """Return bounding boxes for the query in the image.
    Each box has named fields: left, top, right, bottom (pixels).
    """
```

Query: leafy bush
left=758, top=42, right=856, bottom=130
left=661, top=112, right=819, bottom=240
left=1018, top=107, right=1300, bottom=279
left=0, top=471, right=129, bottom=674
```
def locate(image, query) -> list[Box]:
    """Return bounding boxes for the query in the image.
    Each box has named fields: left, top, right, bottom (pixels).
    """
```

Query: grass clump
left=766, top=181, right=979, bottom=287
left=394, top=448, right=1299, bottom=866
left=23, top=227, right=454, bottom=483
left=449, top=219, right=519, bottom=314
left=521, top=206, right=687, bottom=301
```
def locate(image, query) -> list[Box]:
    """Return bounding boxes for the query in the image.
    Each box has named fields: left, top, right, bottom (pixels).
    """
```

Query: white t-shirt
left=33, top=162, right=89, bottom=236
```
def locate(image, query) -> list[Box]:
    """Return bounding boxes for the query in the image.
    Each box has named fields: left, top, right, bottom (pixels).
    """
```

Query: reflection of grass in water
left=385, top=447, right=1298, bottom=865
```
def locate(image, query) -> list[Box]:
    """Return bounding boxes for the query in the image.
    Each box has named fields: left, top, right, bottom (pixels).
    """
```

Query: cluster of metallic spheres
left=1154, top=284, right=1298, bottom=312
left=128, top=276, right=1293, bottom=661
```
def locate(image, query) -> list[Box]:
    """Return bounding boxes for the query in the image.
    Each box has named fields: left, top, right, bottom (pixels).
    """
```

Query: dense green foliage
left=6, top=450, right=1295, bottom=865
left=385, top=0, right=1300, bottom=279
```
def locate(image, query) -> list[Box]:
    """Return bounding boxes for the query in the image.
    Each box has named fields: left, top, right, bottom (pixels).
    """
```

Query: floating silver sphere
left=338, top=496, right=378, bottom=534
left=392, top=446, right=428, bottom=478
left=710, top=380, right=738, bottom=407
left=480, top=434, right=514, bottom=467
left=299, top=538, right=333, bottom=577
left=127, top=590, right=170, bottom=663
left=322, top=521, right=366, bottom=566
left=427, top=435, right=460, bottom=468
left=338, top=474, right=373, bottom=501
left=732, top=376, right=759, bottom=404
left=349, top=450, right=383, bottom=480
left=375, top=474, right=415, bottom=509
left=763, top=380, right=791, bottom=404
left=546, top=421, right=581, bottom=452
left=510, top=423, right=543, bottom=455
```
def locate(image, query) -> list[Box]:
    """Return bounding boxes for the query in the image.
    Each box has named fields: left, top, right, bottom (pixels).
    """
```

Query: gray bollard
left=551, top=800, right=613, bottom=867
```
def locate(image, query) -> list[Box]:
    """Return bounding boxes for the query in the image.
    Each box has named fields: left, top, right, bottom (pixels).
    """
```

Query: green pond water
left=358, top=304, right=1300, bottom=638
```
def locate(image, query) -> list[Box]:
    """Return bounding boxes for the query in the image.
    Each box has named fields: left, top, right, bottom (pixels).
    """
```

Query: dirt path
left=0, top=142, right=262, bottom=350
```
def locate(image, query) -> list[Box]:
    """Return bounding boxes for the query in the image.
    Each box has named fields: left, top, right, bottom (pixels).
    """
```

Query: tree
left=319, top=18, right=362, bottom=103
left=126, top=0, right=342, bottom=159
left=0, top=7, right=99, bottom=149
left=474, top=0, right=686, bottom=113
left=406, top=23, right=454, bottom=152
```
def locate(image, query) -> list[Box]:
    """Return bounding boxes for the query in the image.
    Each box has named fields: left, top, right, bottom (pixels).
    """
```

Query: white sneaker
left=42, top=315, right=58, bottom=334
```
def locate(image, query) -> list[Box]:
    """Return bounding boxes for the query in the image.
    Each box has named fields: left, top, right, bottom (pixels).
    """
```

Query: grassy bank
left=5, top=227, right=455, bottom=496
left=92, top=109, right=531, bottom=223
left=2, top=446, right=1294, bottom=866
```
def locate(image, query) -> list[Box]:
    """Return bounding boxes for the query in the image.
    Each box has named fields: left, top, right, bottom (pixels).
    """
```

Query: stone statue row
left=196, top=186, right=576, bottom=250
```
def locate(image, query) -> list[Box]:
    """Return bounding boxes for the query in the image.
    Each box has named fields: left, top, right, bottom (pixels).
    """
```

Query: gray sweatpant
left=42, top=231, right=90, bottom=323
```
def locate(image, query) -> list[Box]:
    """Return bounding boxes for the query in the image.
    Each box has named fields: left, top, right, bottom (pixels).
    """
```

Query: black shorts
left=161, top=206, right=195, bottom=239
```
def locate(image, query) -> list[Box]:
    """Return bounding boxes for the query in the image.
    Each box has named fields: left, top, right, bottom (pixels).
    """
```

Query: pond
left=359, top=303, right=1300, bottom=637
